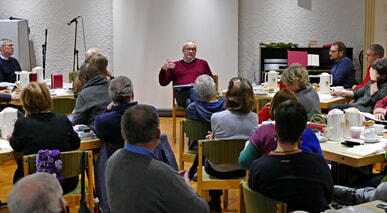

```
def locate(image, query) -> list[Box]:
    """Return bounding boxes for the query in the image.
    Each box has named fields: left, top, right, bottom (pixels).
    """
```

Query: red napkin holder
left=51, top=74, right=63, bottom=89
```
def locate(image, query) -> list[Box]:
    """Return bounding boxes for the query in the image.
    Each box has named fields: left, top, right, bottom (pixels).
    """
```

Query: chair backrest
left=241, top=181, right=287, bottom=213
left=182, top=119, right=211, bottom=141
left=51, top=97, right=76, bottom=115
left=24, top=150, right=89, bottom=178
left=213, top=74, right=219, bottom=92
left=200, top=139, right=246, bottom=164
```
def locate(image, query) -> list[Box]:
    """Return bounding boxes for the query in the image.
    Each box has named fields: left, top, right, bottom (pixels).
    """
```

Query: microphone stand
left=71, top=20, right=79, bottom=72
left=42, top=29, right=47, bottom=78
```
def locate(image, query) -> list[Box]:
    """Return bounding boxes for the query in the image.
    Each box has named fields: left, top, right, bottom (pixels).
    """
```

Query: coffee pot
left=327, top=109, right=345, bottom=141
left=319, top=72, right=332, bottom=94
left=265, top=70, right=278, bottom=91
left=0, top=107, right=18, bottom=139
left=18, top=71, right=30, bottom=89
left=344, top=107, right=363, bottom=138
left=32, top=67, right=44, bottom=83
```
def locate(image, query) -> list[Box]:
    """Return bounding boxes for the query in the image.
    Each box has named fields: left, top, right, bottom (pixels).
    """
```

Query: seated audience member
left=209, top=77, right=258, bottom=139
left=9, top=82, right=80, bottom=193
left=158, top=40, right=213, bottom=107
left=90, top=54, right=114, bottom=80
left=0, top=39, right=21, bottom=83
left=330, top=41, right=356, bottom=89
left=190, top=77, right=258, bottom=212
left=330, top=58, right=387, bottom=113
left=186, top=74, right=225, bottom=124
left=8, top=172, right=67, bottom=213
left=0, top=90, right=19, bottom=104
left=281, top=63, right=321, bottom=114
left=94, top=76, right=140, bottom=157
left=74, top=53, right=112, bottom=95
left=333, top=146, right=387, bottom=204
left=81, top=47, right=100, bottom=68
left=71, top=64, right=111, bottom=128
left=238, top=88, right=323, bottom=170
left=353, top=44, right=384, bottom=89
left=373, top=95, right=387, bottom=120
left=248, top=100, right=333, bottom=213
left=105, top=104, right=209, bottom=213
left=186, top=74, right=225, bottom=149
left=94, top=76, right=156, bottom=212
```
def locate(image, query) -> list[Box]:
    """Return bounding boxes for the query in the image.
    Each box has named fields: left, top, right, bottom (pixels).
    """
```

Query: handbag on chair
left=78, top=151, right=91, bottom=213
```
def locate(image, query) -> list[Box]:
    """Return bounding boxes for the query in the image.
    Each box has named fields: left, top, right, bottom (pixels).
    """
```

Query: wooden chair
left=197, top=139, right=247, bottom=210
left=240, top=181, right=287, bottom=213
left=51, top=97, right=76, bottom=115
left=23, top=150, right=95, bottom=212
left=172, top=75, right=218, bottom=143
left=178, top=119, right=211, bottom=170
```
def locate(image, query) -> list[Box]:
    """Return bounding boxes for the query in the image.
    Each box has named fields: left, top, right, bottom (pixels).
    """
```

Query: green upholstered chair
left=197, top=139, right=247, bottom=210
left=179, top=119, right=211, bottom=170
left=51, top=97, right=76, bottom=115
left=23, top=150, right=95, bottom=212
left=240, top=181, right=287, bottom=213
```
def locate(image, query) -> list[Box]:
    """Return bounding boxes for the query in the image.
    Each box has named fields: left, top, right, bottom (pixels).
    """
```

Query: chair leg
left=0, top=201, right=7, bottom=208
left=223, top=190, right=228, bottom=209
left=173, top=114, right=177, bottom=143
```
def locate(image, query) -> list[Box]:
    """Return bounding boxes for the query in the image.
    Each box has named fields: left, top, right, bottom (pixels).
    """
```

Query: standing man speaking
left=158, top=40, right=213, bottom=107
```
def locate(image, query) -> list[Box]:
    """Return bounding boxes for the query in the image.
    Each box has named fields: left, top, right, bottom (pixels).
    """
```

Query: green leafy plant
left=259, top=42, right=299, bottom=48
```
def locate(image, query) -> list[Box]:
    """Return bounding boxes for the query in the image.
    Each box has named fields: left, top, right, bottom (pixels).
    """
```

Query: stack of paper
left=308, top=54, right=320, bottom=66
left=343, top=144, right=385, bottom=156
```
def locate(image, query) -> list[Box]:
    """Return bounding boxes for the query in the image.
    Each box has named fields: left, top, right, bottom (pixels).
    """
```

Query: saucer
left=254, top=91, right=269, bottom=95
left=363, top=138, right=380, bottom=143
left=317, top=136, right=328, bottom=142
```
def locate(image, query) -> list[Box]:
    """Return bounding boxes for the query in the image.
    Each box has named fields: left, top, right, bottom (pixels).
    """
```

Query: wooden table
left=320, top=139, right=386, bottom=186
left=0, top=138, right=101, bottom=162
left=254, top=92, right=349, bottom=112
left=340, top=200, right=387, bottom=212
left=3, top=88, right=75, bottom=106
left=320, top=141, right=386, bottom=167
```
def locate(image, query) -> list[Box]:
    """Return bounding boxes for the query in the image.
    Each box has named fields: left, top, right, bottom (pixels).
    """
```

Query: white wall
left=113, top=0, right=238, bottom=109
left=239, top=0, right=365, bottom=82
left=0, top=0, right=113, bottom=79
left=375, top=0, right=387, bottom=50
left=0, top=0, right=368, bottom=110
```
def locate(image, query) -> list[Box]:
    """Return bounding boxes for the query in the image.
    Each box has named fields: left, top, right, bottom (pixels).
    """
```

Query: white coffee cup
left=350, top=126, right=362, bottom=139
left=364, top=132, right=378, bottom=141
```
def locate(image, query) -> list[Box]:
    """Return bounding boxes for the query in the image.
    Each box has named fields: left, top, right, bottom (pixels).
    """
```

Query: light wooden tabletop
left=0, top=138, right=101, bottom=162
left=320, top=140, right=386, bottom=167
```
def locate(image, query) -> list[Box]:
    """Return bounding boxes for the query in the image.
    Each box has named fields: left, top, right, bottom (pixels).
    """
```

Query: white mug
left=364, top=132, right=377, bottom=141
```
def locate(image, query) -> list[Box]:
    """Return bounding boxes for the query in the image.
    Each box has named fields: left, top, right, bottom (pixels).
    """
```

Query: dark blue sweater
left=0, top=57, right=21, bottom=83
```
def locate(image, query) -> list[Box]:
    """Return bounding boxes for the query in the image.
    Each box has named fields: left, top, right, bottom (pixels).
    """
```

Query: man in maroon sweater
left=159, top=40, right=213, bottom=107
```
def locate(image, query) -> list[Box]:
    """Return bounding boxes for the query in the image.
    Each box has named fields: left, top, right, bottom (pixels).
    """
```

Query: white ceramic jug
left=19, top=71, right=30, bottom=89
left=265, top=70, right=278, bottom=91
left=319, top=72, right=332, bottom=94
left=327, top=109, right=345, bottom=141
left=32, top=67, right=44, bottom=83
left=0, top=107, right=18, bottom=139
left=344, top=107, right=363, bottom=138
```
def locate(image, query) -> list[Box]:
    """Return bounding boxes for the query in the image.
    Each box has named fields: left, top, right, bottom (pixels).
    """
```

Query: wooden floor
left=0, top=117, right=240, bottom=213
